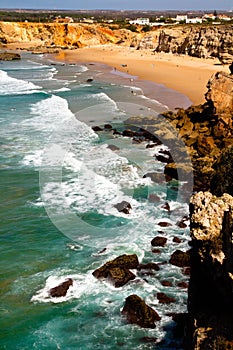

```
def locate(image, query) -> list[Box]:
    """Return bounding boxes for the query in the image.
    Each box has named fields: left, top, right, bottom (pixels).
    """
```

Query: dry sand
left=56, top=45, right=229, bottom=105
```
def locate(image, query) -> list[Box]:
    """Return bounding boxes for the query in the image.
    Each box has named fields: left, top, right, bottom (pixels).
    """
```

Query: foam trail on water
left=0, top=69, right=42, bottom=95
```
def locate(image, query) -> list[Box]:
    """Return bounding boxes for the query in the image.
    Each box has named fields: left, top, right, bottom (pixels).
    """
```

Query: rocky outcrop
left=162, top=70, right=233, bottom=191
left=49, top=278, right=73, bottom=297
left=205, top=71, right=233, bottom=116
left=169, top=250, right=190, bottom=268
left=185, top=192, right=233, bottom=349
left=137, top=32, right=159, bottom=50
left=0, top=51, right=20, bottom=60
left=92, top=254, right=139, bottom=287
left=114, top=201, right=132, bottom=214
left=122, top=294, right=161, bottom=328
left=156, top=25, right=233, bottom=63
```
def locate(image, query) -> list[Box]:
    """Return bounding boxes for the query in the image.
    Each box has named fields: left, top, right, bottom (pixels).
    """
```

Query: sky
left=0, top=0, right=232, bottom=11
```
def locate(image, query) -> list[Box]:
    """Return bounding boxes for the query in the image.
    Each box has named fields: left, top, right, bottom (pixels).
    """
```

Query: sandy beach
left=56, top=45, right=228, bottom=105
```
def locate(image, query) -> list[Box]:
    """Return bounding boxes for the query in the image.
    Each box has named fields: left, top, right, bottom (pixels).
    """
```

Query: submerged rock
left=122, top=294, right=161, bottom=328
left=137, top=262, right=160, bottom=271
left=107, top=144, right=120, bottom=151
left=157, top=292, right=176, bottom=304
left=92, top=254, right=139, bottom=287
left=49, top=278, right=73, bottom=298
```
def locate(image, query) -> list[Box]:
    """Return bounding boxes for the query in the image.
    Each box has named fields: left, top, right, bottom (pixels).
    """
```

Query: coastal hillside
left=0, top=21, right=232, bottom=64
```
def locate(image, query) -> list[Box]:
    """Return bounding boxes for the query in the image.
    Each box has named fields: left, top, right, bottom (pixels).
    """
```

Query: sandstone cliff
left=156, top=25, right=233, bottom=64
left=1, top=21, right=232, bottom=65
left=0, top=21, right=140, bottom=48
left=163, top=70, right=233, bottom=191
left=186, top=192, right=233, bottom=349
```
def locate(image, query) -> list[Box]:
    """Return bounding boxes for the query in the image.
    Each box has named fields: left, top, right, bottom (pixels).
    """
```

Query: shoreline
left=55, top=45, right=229, bottom=106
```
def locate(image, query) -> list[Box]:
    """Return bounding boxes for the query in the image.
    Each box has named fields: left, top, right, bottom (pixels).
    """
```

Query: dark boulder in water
left=49, top=278, right=73, bottom=298
left=137, top=262, right=160, bottom=271
left=122, top=129, right=135, bottom=137
left=114, top=201, right=132, bottom=214
left=158, top=221, right=172, bottom=227
left=122, top=294, right=161, bottom=328
left=92, top=126, right=103, bottom=132
left=161, top=280, right=173, bottom=287
left=104, top=124, right=112, bottom=129
left=151, top=236, right=167, bottom=247
left=173, top=236, right=182, bottom=244
left=155, top=150, right=173, bottom=164
left=169, top=250, right=190, bottom=267
left=92, top=254, right=139, bottom=287
left=157, top=292, right=176, bottom=304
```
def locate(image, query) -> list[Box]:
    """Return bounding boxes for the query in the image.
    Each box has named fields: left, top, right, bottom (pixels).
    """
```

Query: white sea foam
left=75, top=64, right=88, bottom=73
left=0, top=69, right=42, bottom=95
left=139, top=94, right=169, bottom=110
left=52, top=87, right=71, bottom=92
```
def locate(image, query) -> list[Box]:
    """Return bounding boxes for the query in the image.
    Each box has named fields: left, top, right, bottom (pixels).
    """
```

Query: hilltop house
left=129, top=18, right=150, bottom=25
left=186, top=17, right=203, bottom=24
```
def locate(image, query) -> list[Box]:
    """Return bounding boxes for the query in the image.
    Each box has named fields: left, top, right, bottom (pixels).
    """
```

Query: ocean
left=0, top=52, right=192, bottom=349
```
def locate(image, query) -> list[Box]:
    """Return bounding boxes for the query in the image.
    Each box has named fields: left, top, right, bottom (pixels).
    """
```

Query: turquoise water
left=0, top=53, right=192, bottom=349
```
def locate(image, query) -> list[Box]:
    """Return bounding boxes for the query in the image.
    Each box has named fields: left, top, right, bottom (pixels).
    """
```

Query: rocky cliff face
left=186, top=192, right=233, bottom=349
left=0, top=21, right=139, bottom=48
left=163, top=70, right=233, bottom=191
left=156, top=25, right=233, bottom=64
left=1, top=21, right=232, bottom=63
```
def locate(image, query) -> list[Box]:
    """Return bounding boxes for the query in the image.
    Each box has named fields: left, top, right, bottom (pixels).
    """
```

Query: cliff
left=0, top=21, right=139, bottom=48
left=156, top=25, right=233, bottom=64
left=186, top=192, right=233, bottom=349
left=163, top=70, right=233, bottom=191
left=1, top=22, right=232, bottom=64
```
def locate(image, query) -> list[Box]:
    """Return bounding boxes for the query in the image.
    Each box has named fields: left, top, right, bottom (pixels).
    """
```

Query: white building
left=129, top=18, right=150, bottom=25
left=176, top=15, right=188, bottom=22
left=186, top=17, right=203, bottom=24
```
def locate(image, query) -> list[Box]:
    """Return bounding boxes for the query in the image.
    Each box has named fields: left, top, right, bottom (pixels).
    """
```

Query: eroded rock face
left=156, top=25, right=233, bottom=63
left=92, top=254, right=139, bottom=287
left=186, top=191, right=233, bottom=349
left=0, top=21, right=138, bottom=48
left=162, top=70, right=233, bottom=192
left=205, top=72, right=233, bottom=116
left=122, top=294, right=161, bottom=328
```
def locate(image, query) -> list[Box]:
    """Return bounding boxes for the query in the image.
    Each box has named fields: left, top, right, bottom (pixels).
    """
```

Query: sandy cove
left=55, top=45, right=229, bottom=106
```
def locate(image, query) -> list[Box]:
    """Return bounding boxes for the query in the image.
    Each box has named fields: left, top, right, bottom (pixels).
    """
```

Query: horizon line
left=0, top=8, right=232, bottom=11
